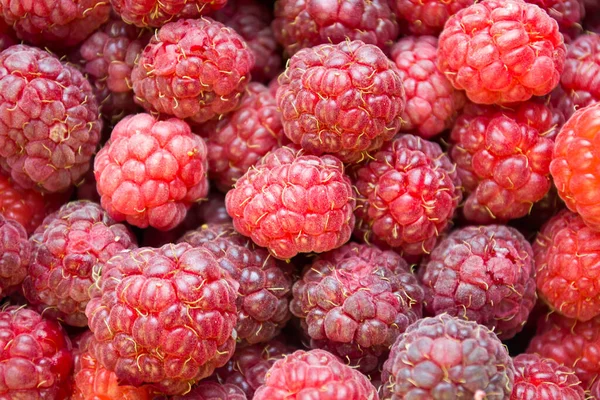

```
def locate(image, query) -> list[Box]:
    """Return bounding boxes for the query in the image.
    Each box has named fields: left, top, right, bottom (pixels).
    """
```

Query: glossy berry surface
left=111, top=0, right=224, bottom=28
left=393, top=0, right=474, bottom=35
left=0, top=214, right=30, bottom=298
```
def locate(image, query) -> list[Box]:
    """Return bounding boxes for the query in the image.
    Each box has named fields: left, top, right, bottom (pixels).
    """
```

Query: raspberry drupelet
left=437, top=0, right=566, bottom=104
left=85, top=242, right=239, bottom=395
left=276, top=40, right=405, bottom=163
left=0, top=45, right=102, bottom=193
left=172, top=381, right=247, bottom=399
left=526, top=0, right=585, bottom=39
left=131, top=18, right=254, bottom=124
left=225, top=146, right=355, bottom=260
left=94, top=113, right=209, bottom=230
left=111, top=0, right=225, bottom=28
left=393, top=0, right=474, bottom=36
left=0, top=215, right=30, bottom=298
left=353, top=134, right=462, bottom=256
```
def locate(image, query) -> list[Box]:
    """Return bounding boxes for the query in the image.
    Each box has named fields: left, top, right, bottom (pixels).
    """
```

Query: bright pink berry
left=111, top=0, right=224, bottom=28
left=393, top=0, right=474, bottom=35
left=0, top=214, right=30, bottom=298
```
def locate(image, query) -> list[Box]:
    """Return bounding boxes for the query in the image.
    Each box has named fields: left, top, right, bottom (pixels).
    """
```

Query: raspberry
left=550, top=102, right=600, bottom=231
left=131, top=18, right=254, bottom=124
left=393, top=0, right=474, bottom=35
left=179, top=222, right=294, bottom=345
left=272, top=0, right=398, bottom=57
left=526, top=0, right=585, bottom=36
left=0, top=306, right=73, bottom=399
left=0, top=45, right=102, bottom=193
left=111, top=0, right=223, bottom=28
left=277, top=40, right=405, bottom=163
left=382, top=314, right=515, bottom=399
left=94, top=113, right=209, bottom=230
left=450, top=101, right=555, bottom=223
left=511, top=353, right=585, bottom=400
left=23, top=201, right=137, bottom=327
left=591, top=380, right=600, bottom=398
left=253, top=349, right=378, bottom=400
left=390, top=36, right=466, bottom=139
left=76, top=169, right=101, bottom=203
left=353, top=134, right=462, bottom=256
left=437, top=0, right=566, bottom=104
left=0, top=214, right=30, bottom=298
left=225, top=146, right=355, bottom=259
left=0, top=20, right=15, bottom=52
left=86, top=243, right=239, bottom=395
left=172, top=381, right=246, bottom=399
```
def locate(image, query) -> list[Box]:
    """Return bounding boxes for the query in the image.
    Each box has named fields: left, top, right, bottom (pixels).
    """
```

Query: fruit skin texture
left=550, top=102, right=600, bottom=231
left=276, top=40, right=405, bottom=163
left=226, top=146, right=355, bottom=259
left=131, top=18, right=254, bottom=124
left=254, top=349, right=379, bottom=400
left=0, top=45, right=102, bottom=193
left=111, top=0, right=223, bottom=28
left=172, top=381, right=247, bottom=399
left=437, top=0, right=566, bottom=104
left=390, top=36, right=466, bottom=139
left=382, top=314, right=515, bottom=399
left=393, top=0, right=474, bottom=35
left=0, top=306, right=73, bottom=399
left=0, top=214, right=30, bottom=298
left=85, top=242, right=239, bottom=395
left=560, top=34, right=600, bottom=115
left=526, top=0, right=585, bottom=37
left=23, top=201, right=137, bottom=327
left=94, top=113, right=209, bottom=231
left=591, top=380, right=600, bottom=398
left=353, top=134, right=462, bottom=256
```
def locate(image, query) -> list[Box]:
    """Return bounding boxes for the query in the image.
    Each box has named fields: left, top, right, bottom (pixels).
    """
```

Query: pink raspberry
left=131, top=18, right=254, bottom=124
left=393, top=0, right=474, bottom=35
left=277, top=40, right=405, bottom=163
left=173, top=382, right=246, bottom=399
left=526, top=0, right=585, bottom=37
left=0, top=214, right=30, bottom=298
left=225, top=146, right=355, bottom=259
left=437, top=0, right=566, bottom=104
left=353, top=134, right=462, bottom=256
left=591, top=380, right=600, bottom=398
left=0, top=19, right=15, bottom=51
left=111, top=0, right=224, bottom=28
left=94, top=113, right=209, bottom=230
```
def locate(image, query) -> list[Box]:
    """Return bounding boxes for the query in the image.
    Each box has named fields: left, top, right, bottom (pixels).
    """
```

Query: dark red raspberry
left=450, top=101, right=555, bottom=223
left=23, top=201, right=137, bottom=327
left=111, top=0, right=223, bottom=28
left=254, top=349, right=378, bottom=399
left=550, top=102, right=600, bottom=231
left=382, top=314, right=515, bottom=399
left=94, top=113, right=209, bottom=230
left=353, top=134, right=462, bottom=256
left=0, top=20, right=15, bottom=52
left=0, top=45, right=102, bottom=193
left=291, top=242, right=424, bottom=375
left=277, top=40, right=405, bottom=163
left=0, top=214, right=30, bottom=298
left=172, top=381, right=246, bottom=399
left=86, top=243, right=239, bottom=395
left=526, top=0, right=585, bottom=36
left=76, top=169, right=101, bottom=203
left=393, top=0, right=474, bottom=35
left=437, top=0, right=566, bottom=104
left=226, top=146, right=355, bottom=259
left=0, top=306, right=73, bottom=399
left=179, top=222, right=294, bottom=345
left=197, top=191, right=231, bottom=225
left=390, top=36, right=466, bottom=139
left=511, top=353, right=585, bottom=400
left=131, top=18, right=254, bottom=124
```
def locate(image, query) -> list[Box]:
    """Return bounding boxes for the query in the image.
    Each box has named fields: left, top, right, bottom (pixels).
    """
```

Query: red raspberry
left=591, top=380, right=600, bottom=398
left=173, top=381, right=246, bottom=399
left=291, top=242, right=424, bottom=374
left=131, top=18, right=254, bottom=124
left=393, top=0, right=474, bottom=36
left=382, top=314, right=515, bottom=399
left=23, top=201, right=137, bottom=327
left=76, top=169, right=100, bottom=203
left=353, top=134, right=462, bottom=256
left=550, top=102, right=600, bottom=231
left=511, top=353, right=585, bottom=400
left=0, top=45, right=102, bottom=193
left=0, top=306, right=73, bottom=399
left=437, top=0, right=566, bottom=104
left=0, top=214, right=30, bottom=298
left=277, top=40, right=405, bottom=163
left=450, top=101, right=555, bottom=223
left=272, top=0, right=398, bottom=57
left=86, top=243, right=239, bottom=395
left=419, top=225, right=536, bottom=339
left=254, top=349, right=378, bottom=399
left=390, top=36, right=466, bottom=139
left=111, top=0, right=223, bottom=28
left=94, top=113, right=209, bottom=230
left=526, top=0, right=585, bottom=35
left=225, top=146, right=355, bottom=259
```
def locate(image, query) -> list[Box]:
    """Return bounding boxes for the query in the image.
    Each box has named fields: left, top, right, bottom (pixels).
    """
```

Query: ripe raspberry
left=23, top=201, right=137, bottom=327
left=111, top=0, right=223, bottom=28
left=511, top=353, right=585, bottom=400
left=277, top=40, right=405, bottom=163
left=437, top=0, right=566, bottom=104
left=591, top=380, right=600, bottom=398
left=393, top=0, right=474, bottom=36
left=450, top=101, right=555, bottom=223
left=172, top=381, right=246, bottom=399
left=527, top=0, right=585, bottom=35
left=390, top=36, right=466, bottom=139
left=0, top=45, right=102, bottom=193
left=382, top=314, right=515, bottom=399
left=179, top=222, right=294, bottom=345
left=131, top=18, right=254, bottom=124
left=226, top=146, right=355, bottom=259
left=254, top=349, right=378, bottom=400
left=86, top=243, right=239, bottom=395
left=0, top=214, right=30, bottom=298
left=94, top=113, right=209, bottom=230
left=353, top=134, right=462, bottom=256
left=550, top=102, right=600, bottom=231
left=0, top=306, right=73, bottom=399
